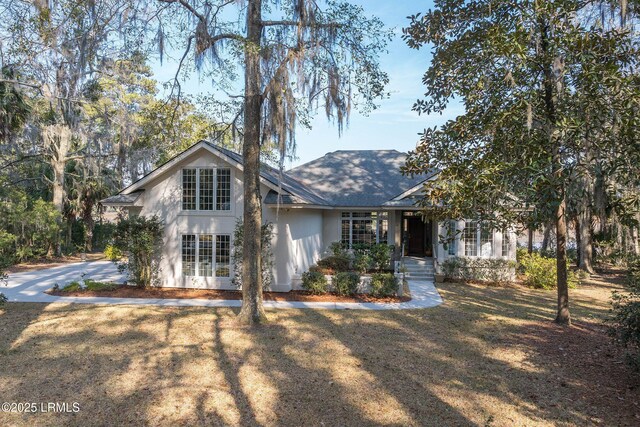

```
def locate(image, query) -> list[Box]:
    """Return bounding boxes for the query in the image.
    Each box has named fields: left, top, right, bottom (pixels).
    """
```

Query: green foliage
left=104, top=244, right=123, bottom=261
left=62, top=281, right=83, bottom=292
left=518, top=252, right=578, bottom=290
left=92, top=223, right=117, bottom=252
left=301, top=271, right=329, bottom=295
left=329, top=241, right=348, bottom=257
left=369, top=273, right=398, bottom=298
left=231, top=220, right=274, bottom=290
left=0, top=269, right=6, bottom=305
left=0, top=186, right=62, bottom=262
left=333, top=272, right=360, bottom=296
left=112, top=215, right=163, bottom=288
left=317, top=255, right=351, bottom=274
left=610, top=261, right=640, bottom=370
left=82, top=279, right=118, bottom=292
left=352, top=251, right=371, bottom=274
left=441, top=257, right=516, bottom=284
left=369, top=244, right=393, bottom=271
left=0, top=230, right=16, bottom=267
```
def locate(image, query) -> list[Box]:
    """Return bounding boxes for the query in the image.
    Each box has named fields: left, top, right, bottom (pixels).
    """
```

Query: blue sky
left=152, top=1, right=461, bottom=168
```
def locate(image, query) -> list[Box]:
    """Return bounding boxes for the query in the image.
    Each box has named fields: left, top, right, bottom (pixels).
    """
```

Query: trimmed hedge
left=301, top=271, right=329, bottom=294
left=441, top=257, right=515, bottom=284
left=369, top=273, right=398, bottom=297
left=333, top=272, right=360, bottom=296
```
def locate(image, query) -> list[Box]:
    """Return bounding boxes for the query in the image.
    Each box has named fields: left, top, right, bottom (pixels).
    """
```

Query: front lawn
left=0, top=270, right=638, bottom=426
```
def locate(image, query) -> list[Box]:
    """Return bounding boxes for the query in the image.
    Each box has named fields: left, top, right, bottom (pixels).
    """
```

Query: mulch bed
left=47, top=285, right=411, bottom=303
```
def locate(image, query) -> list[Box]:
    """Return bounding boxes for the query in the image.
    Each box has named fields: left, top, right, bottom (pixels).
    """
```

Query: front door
left=404, top=216, right=433, bottom=257
left=406, top=217, right=426, bottom=257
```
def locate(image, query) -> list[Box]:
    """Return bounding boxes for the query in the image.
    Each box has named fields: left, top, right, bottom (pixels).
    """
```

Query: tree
left=155, top=0, right=390, bottom=324
left=403, top=0, right=639, bottom=325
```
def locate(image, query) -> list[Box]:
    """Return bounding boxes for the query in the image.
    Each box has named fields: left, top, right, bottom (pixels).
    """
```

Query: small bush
left=301, top=271, right=329, bottom=294
left=610, top=261, right=640, bottom=370
left=352, top=251, right=371, bottom=274
left=104, top=244, right=123, bottom=261
left=328, top=241, right=348, bottom=257
left=317, top=255, right=351, bottom=273
left=0, top=270, right=7, bottom=304
left=0, top=230, right=16, bottom=267
left=369, top=244, right=393, bottom=271
left=518, top=252, right=578, bottom=290
left=63, top=281, right=83, bottom=292
left=83, top=279, right=118, bottom=291
left=369, top=273, right=398, bottom=297
left=333, top=272, right=360, bottom=296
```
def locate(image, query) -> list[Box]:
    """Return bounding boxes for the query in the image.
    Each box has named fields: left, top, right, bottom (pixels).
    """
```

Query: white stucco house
left=102, top=141, right=516, bottom=291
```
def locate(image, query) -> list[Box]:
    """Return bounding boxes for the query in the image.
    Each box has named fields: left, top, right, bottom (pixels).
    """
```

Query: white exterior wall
left=265, top=207, right=324, bottom=292
left=127, top=148, right=324, bottom=291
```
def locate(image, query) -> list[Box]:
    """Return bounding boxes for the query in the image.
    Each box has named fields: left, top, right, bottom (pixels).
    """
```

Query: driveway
left=2, top=261, right=443, bottom=310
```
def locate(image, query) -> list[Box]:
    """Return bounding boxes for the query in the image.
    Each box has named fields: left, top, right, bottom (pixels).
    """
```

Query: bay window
left=464, top=221, right=495, bottom=257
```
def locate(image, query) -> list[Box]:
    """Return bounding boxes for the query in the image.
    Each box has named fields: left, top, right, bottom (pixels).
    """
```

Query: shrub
left=317, top=255, right=351, bottom=273
left=82, top=279, right=118, bottom=292
left=518, top=252, right=578, bottom=290
left=333, top=272, right=360, bottom=296
left=112, top=215, right=164, bottom=288
left=0, top=230, right=16, bottom=267
left=352, top=251, right=371, bottom=274
left=104, top=244, right=123, bottom=261
left=232, top=220, right=274, bottom=290
left=369, top=244, right=393, bottom=271
left=328, top=241, right=348, bottom=257
left=0, top=292, right=6, bottom=305
left=442, top=257, right=515, bottom=283
left=369, top=273, right=398, bottom=297
left=301, top=271, right=328, bottom=294
left=0, top=269, right=6, bottom=305
left=63, top=281, right=83, bottom=292
left=610, top=262, right=640, bottom=370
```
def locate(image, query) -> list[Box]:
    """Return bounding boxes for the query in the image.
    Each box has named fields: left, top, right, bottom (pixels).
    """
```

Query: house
left=101, top=141, right=516, bottom=291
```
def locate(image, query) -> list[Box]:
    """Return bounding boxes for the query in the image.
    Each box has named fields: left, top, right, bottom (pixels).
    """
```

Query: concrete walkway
left=2, top=261, right=443, bottom=310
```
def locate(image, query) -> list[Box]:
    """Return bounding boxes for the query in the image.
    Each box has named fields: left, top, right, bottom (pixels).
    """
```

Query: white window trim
left=182, top=233, right=231, bottom=278
left=181, top=167, right=232, bottom=213
left=341, top=211, right=388, bottom=248
left=462, top=221, right=495, bottom=258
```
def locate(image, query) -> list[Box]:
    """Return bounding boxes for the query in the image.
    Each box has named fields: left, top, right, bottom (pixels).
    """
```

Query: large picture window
left=182, top=234, right=231, bottom=278
left=182, top=168, right=231, bottom=211
left=341, top=212, right=388, bottom=248
left=502, top=229, right=510, bottom=257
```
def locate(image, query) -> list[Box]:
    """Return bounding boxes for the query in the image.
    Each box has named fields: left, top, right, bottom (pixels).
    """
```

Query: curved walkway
left=2, top=261, right=443, bottom=310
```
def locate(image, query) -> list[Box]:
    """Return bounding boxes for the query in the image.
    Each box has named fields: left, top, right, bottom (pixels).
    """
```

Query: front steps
left=402, top=257, right=435, bottom=282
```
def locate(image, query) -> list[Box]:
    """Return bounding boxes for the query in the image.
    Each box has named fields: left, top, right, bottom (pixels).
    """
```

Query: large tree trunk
left=555, top=193, right=571, bottom=325
left=527, top=227, right=534, bottom=254
left=44, top=124, right=71, bottom=257
left=541, top=221, right=553, bottom=252
left=578, top=210, right=594, bottom=273
left=237, top=0, right=267, bottom=325
left=574, top=216, right=581, bottom=268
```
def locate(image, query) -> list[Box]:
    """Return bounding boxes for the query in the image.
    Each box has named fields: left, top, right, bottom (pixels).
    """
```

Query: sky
left=151, top=1, right=462, bottom=168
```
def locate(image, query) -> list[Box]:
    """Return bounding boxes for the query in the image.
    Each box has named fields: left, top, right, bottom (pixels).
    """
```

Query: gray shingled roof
left=101, top=190, right=144, bottom=205
left=286, top=150, right=430, bottom=207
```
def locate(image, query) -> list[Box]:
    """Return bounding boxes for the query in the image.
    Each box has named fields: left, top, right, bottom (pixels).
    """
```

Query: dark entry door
left=406, top=217, right=426, bottom=257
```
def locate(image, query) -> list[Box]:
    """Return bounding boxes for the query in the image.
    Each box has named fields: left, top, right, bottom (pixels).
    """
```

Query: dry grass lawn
left=1, top=270, right=638, bottom=426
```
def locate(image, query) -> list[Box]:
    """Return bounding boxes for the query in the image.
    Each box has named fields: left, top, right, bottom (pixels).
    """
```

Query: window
left=199, top=169, right=214, bottom=211
left=480, top=222, right=493, bottom=257
left=198, top=235, right=213, bottom=277
left=181, top=234, right=231, bottom=277
left=182, top=235, right=196, bottom=276
left=216, top=169, right=231, bottom=211
left=464, top=220, right=478, bottom=256
left=182, top=169, right=197, bottom=210
left=341, top=212, right=388, bottom=248
left=502, top=229, right=510, bottom=257
left=447, top=220, right=457, bottom=256
left=182, top=168, right=231, bottom=211
left=216, top=235, right=230, bottom=277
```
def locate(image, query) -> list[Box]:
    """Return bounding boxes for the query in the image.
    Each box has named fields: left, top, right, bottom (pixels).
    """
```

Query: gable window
left=341, top=212, right=388, bottom=248
left=182, top=234, right=231, bottom=277
left=182, top=168, right=232, bottom=211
